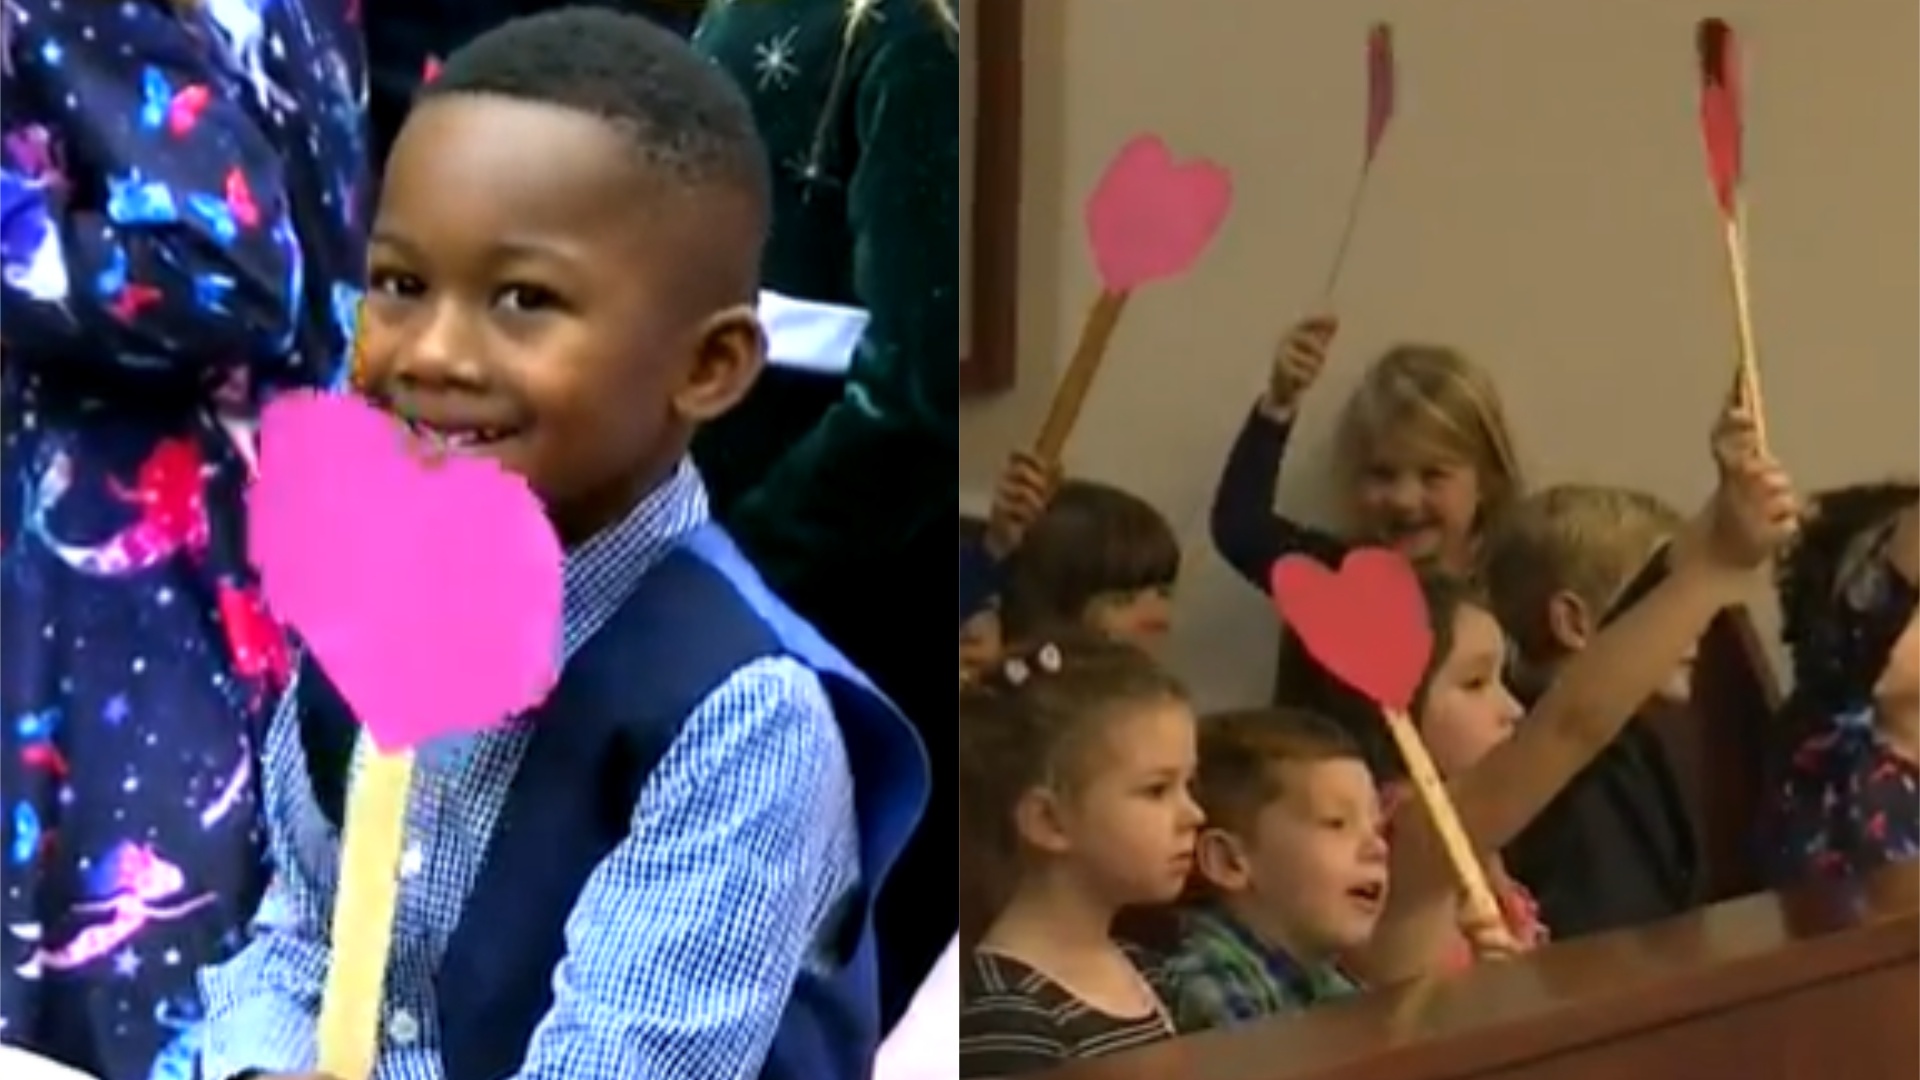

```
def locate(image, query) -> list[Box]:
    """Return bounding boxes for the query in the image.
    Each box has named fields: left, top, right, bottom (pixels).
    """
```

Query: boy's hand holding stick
left=1270, top=550, right=1504, bottom=930
left=248, top=391, right=566, bottom=1080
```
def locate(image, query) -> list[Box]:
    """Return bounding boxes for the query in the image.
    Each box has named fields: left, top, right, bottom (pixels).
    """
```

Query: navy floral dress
left=0, top=3, right=366, bottom=1078
left=1772, top=541, right=1920, bottom=884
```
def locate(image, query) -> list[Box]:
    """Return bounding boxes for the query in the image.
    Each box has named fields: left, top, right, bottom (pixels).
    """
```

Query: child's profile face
left=1042, top=698, right=1203, bottom=906
left=1230, top=758, right=1388, bottom=956
left=1351, top=439, right=1483, bottom=571
left=1082, top=585, right=1175, bottom=652
left=1875, top=611, right=1920, bottom=707
left=358, top=95, right=760, bottom=542
left=1421, top=604, right=1523, bottom=775
left=959, top=607, right=1002, bottom=682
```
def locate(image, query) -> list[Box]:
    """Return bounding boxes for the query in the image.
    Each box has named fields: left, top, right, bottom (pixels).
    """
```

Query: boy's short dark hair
left=424, top=7, right=772, bottom=266
left=998, top=480, right=1180, bottom=641
left=1194, top=708, right=1364, bottom=837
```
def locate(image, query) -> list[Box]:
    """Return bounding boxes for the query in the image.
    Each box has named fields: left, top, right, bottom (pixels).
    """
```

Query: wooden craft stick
left=1319, top=172, right=1375, bottom=305
left=1719, top=210, right=1768, bottom=449
left=1032, top=291, right=1131, bottom=463
left=1379, top=708, right=1502, bottom=928
left=317, top=748, right=416, bottom=1080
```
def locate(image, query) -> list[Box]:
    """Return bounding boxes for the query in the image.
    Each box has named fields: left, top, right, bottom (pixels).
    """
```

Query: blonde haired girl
left=1208, top=318, right=1524, bottom=699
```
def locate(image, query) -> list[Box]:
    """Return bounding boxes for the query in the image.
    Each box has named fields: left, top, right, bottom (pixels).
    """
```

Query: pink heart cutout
left=1084, top=134, right=1233, bottom=292
left=1269, top=549, right=1432, bottom=712
left=248, top=391, right=564, bottom=753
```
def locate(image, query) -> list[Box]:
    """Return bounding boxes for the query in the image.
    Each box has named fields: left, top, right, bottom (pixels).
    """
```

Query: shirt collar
left=560, top=459, right=708, bottom=641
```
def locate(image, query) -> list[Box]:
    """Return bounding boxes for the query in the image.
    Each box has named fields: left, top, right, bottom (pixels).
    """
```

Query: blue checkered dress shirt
left=198, top=462, right=860, bottom=1080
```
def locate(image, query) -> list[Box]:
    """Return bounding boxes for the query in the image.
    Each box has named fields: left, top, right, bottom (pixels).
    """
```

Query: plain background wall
left=960, top=0, right=1920, bottom=709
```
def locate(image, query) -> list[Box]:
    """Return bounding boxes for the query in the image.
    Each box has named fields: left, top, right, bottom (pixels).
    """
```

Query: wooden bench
left=1027, top=864, right=1917, bottom=1080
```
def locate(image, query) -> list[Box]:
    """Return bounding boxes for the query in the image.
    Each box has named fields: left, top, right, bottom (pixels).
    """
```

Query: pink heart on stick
left=1085, top=134, right=1234, bottom=292
left=1269, top=549, right=1432, bottom=712
left=248, top=391, right=564, bottom=753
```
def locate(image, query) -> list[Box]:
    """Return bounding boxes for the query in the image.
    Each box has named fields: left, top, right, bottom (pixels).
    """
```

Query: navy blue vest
left=299, top=525, right=929, bottom=1080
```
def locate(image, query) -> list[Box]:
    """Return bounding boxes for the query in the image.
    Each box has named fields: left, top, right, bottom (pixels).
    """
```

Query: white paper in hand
left=757, top=290, right=869, bottom=377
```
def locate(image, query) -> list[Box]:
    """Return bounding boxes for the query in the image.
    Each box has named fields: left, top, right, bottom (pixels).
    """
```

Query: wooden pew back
left=1031, top=866, right=1917, bottom=1080
left=1655, top=604, right=1786, bottom=901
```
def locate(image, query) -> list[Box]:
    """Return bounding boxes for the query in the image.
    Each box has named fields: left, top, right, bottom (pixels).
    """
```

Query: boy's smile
left=358, top=94, right=763, bottom=544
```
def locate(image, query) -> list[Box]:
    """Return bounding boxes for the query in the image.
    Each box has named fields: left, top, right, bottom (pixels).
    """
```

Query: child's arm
left=960, top=452, right=1058, bottom=623
left=197, top=682, right=335, bottom=1080
left=511, top=660, right=863, bottom=1080
left=3, top=7, right=306, bottom=381
left=1388, top=415, right=1796, bottom=926
left=1208, top=318, right=1347, bottom=589
left=959, top=540, right=1000, bottom=625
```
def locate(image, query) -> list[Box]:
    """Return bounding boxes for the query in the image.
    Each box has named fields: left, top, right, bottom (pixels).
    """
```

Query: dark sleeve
left=725, top=10, right=956, bottom=591
left=959, top=539, right=1001, bottom=626
left=1209, top=403, right=1349, bottom=591
left=2, top=8, right=302, bottom=383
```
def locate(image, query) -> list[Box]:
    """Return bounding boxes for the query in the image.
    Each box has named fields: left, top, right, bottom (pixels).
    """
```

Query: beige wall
left=961, top=0, right=1920, bottom=708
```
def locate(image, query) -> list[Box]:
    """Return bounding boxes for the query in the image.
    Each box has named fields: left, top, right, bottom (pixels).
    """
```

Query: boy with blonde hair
left=1482, top=484, right=1701, bottom=939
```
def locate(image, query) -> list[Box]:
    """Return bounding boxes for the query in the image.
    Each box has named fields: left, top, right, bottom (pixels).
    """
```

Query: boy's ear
left=1195, top=828, right=1252, bottom=892
left=1013, top=786, right=1073, bottom=857
left=674, top=303, right=765, bottom=423
left=1545, top=589, right=1596, bottom=652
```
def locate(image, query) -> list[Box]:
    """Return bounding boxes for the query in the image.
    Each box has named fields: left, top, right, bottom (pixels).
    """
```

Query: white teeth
left=407, top=421, right=507, bottom=447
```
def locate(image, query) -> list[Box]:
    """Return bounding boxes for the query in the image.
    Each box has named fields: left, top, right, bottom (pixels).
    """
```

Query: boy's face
left=1211, top=758, right=1387, bottom=957
left=359, top=95, right=763, bottom=543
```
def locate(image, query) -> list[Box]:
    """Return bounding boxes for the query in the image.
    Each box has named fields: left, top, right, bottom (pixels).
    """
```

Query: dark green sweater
left=692, top=0, right=957, bottom=596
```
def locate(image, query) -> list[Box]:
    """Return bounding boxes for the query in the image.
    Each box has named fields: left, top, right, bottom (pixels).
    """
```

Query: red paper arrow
left=1365, top=23, right=1397, bottom=166
left=1696, top=18, right=1743, bottom=217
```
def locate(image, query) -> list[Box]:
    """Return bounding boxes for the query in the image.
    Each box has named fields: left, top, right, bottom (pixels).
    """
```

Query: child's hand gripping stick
left=1032, top=135, right=1232, bottom=462
left=1269, top=549, right=1503, bottom=928
left=249, top=390, right=565, bottom=1080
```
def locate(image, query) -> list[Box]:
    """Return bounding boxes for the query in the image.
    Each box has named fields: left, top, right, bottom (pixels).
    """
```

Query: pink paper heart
left=1269, top=549, right=1432, bottom=712
left=248, top=391, right=564, bottom=753
left=1084, top=134, right=1234, bottom=292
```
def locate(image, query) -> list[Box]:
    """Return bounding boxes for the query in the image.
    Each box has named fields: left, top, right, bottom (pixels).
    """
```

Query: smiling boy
left=1163, top=710, right=1380, bottom=1030
left=196, top=11, right=928, bottom=1080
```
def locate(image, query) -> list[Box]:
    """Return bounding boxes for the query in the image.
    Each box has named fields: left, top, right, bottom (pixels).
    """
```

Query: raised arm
left=197, top=676, right=335, bottom=1080
left=512, top=658, right=858, bottom=1080
left=1209, top=402, right=1349, bottom=588
left=2, top=5, right=301, bottom=381
left=1400, top=414, right=1799, bottom=896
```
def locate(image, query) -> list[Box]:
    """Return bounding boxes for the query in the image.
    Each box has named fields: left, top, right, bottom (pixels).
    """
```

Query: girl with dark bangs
left=999, top=481, right=1183, bottom=652
left=1770, top=481, right=1920, bottom=883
